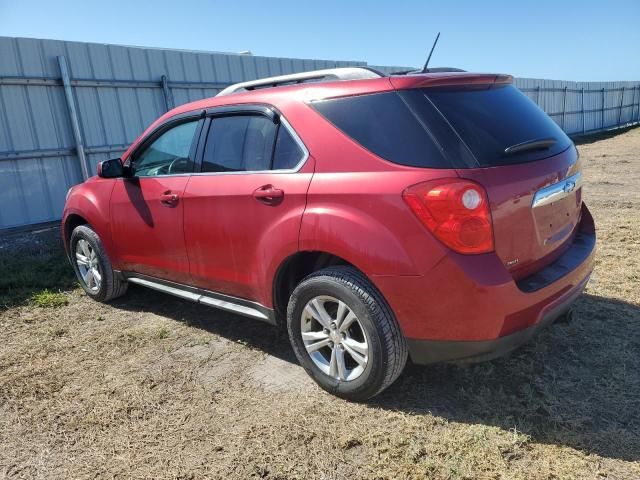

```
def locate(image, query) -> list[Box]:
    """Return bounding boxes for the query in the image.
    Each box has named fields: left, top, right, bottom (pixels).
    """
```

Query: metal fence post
left=57, top=55, right=89, bottom=181
left=618, top=86, right=625, bottom=126
left=601, top=88, right=605, bottom=129
left=161, top=75, right=174, bottom=111
left=581, top=87, right=585, bottom=134
left=631, top=85, right=637, bottom=124
left=536, top=86, right=541, bottom=105
left=561, top=86, right=567, bottom=130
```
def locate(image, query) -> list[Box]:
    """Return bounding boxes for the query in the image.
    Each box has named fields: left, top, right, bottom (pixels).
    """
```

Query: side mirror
left=97, top=158, right=124, bottom=178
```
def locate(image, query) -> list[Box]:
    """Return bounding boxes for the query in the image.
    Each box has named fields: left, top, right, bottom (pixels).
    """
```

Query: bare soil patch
left=1, top=127, right=639, bottom=479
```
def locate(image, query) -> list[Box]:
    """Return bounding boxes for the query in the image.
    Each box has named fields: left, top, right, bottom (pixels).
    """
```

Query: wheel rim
left=300, top=295, right=369, bottom=382
left=75, top=239, right=102, bottom=292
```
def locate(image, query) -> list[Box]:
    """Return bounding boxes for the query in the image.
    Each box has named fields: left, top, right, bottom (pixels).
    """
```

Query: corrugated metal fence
left=1, top=36, right=639, bottom=231
left=514, top=77, right=640, bottom=136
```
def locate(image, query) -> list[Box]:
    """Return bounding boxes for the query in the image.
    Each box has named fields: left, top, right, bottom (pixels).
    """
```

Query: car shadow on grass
left=112, top=288, right=639, bottom=462
left=110, top=284, right=298, bottom=364
left=572, top=124, right=639, bottom=145
left=374, top=293, right=640, bottom=462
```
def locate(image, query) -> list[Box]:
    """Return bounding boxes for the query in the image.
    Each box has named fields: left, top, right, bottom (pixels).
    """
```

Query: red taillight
left=402, top=178, right=494, bottom=254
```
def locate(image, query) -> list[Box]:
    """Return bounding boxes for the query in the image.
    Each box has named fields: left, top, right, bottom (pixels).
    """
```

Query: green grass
left=30, top=289, right=69, bottom=308
left=0, top=245, right=76, bottom=309
left=156, top=327, right=170, bottom=339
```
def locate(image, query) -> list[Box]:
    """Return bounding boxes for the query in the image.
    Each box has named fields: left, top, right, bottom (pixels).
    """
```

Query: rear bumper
left=406, top=273, right=588, bottom=364
left=372, top=203, right=596, bottom=365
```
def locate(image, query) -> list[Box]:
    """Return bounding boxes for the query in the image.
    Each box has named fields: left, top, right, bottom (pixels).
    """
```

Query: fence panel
left=1, top=36, right=639, bottom=231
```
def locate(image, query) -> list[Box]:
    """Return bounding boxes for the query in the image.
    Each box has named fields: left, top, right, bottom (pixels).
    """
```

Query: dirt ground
left=1, top=127, right=639, bottom=479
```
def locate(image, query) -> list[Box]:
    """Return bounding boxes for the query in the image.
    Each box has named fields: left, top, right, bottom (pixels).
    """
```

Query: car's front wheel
left=287, top=266, right=407, bottom=401
left=70, top=225, right=128, bottom=302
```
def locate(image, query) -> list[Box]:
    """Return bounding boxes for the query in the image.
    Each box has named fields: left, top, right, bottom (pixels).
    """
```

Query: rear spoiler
left=390, top=73, right=513, bottom=90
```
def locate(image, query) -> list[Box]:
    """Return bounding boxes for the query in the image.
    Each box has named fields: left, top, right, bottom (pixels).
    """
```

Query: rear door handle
left=253, top=185, right=284, bottom=205
left=160, top=192, right=179, bottom=207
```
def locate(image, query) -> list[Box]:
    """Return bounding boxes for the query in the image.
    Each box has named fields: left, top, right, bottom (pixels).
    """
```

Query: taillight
left=402, top=178, right=494, bottom=254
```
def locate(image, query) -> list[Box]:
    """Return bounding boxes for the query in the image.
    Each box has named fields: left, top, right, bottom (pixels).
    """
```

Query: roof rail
left=216, top=67, right=384, bottom=96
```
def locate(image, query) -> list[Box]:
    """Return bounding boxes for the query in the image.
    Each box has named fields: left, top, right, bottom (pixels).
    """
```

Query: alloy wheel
left=300, top=295, right=369, bottom=381
left=75, top=239, right=102, bottom=292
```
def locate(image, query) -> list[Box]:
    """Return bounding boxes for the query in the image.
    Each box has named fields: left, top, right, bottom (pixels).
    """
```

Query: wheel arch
left=63, top=213, right=89, bottom=253
left=272, top=250, right=367, bottom=323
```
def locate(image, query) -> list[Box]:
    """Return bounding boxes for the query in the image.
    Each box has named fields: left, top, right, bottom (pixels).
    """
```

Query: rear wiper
left=504, top=137, right=557, bottom=156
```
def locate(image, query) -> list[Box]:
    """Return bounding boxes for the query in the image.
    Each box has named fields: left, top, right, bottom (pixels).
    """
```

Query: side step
left=124, top=274, right=275, bottom=325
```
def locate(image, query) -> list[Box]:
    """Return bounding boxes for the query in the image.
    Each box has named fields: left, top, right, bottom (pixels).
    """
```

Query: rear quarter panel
left=288, top=99, right=459, bottom=277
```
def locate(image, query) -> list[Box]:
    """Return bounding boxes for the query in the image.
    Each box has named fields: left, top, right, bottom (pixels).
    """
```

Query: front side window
left=131, top=120, right=198, bottom=177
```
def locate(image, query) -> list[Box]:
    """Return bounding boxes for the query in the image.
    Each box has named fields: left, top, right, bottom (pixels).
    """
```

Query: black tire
left=287, top=266, right=407, bottom=401
left=70, top=225, right=128, bottom=302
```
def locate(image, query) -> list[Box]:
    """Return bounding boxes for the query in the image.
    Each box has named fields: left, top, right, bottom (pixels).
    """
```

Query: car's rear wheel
left=287, top=266, right=407, bottom=401
left=70, top=225, right=128, bottom=302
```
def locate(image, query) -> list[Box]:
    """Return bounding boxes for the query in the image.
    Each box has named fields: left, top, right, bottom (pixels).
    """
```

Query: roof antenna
left=421, top=32, right=441, bottom=73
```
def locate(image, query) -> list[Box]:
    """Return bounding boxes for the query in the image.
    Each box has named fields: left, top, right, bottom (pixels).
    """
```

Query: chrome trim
left=125, top=275, right=274, bottom=323
left=127, top=277, right=201, bottom=302
left=199, top=295, right=268, bottom=319
left=532, top=172, right=583, bottom=208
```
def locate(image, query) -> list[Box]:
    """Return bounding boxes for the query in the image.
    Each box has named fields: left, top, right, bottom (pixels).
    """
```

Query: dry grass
left=1, top=127, right=639, bottom=479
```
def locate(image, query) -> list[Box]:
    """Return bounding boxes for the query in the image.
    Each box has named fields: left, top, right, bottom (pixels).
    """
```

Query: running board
left=123, top=273, right=276, bottom=325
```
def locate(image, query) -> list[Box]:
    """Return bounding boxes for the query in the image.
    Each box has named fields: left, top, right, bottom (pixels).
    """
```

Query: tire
left=287, top=266, right=407, bottom=401
left=70, top=225, right=128, bottom=302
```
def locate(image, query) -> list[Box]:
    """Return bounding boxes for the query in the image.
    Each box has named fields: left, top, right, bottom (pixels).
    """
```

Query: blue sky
left=1, top=0, right=638, bottom=81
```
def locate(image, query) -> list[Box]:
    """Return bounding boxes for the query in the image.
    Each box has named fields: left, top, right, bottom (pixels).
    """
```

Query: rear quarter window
left=311, top=92, right=455, bottom=168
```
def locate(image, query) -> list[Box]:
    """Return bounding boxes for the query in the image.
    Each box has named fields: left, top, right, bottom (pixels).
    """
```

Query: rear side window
left=202, top=115, right=276, bottom=172
left=424, top=84, right=572, bottom=166
left=201, top=114, right=305, bottom=172
left=311, top=92, right=456, bottom=168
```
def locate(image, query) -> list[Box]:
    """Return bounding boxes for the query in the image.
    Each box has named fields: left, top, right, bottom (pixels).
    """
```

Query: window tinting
left=132, top=121, right=198, bottom=177
left=312, top=92, right=452, bottom=168
left=273, top=125, right=304, bottom=169
left=424, top=84, right=572, bottom=166
left=202, top=115, right=276, bottom=172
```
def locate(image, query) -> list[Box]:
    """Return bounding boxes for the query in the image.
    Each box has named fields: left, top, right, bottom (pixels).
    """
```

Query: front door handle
left=160, top=192, right=179, bottom=207
left=253, top=185, right=284, bottom=205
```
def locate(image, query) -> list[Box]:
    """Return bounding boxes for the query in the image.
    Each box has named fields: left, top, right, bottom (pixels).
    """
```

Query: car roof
left=122, top=69, right=511, bottom=161
left=170, top=70, right=511, bottom=112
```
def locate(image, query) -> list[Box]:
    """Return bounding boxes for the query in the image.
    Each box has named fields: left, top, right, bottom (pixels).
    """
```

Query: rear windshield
left=424, top=84, right=572, bottom=166
left=311, top=84, right=572, bottom=168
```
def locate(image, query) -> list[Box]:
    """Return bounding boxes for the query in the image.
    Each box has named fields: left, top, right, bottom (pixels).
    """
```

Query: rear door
left=183, top=107, right=313, bottom=304
left=110, top=115, right=203, bottom=283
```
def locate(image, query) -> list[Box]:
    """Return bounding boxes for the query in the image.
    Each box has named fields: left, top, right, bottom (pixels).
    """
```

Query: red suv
left=62, top=68, right=596, bottom=400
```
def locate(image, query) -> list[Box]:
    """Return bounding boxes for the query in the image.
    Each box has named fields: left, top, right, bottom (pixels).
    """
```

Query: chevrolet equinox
left=62, top=67, right=596, bottom=400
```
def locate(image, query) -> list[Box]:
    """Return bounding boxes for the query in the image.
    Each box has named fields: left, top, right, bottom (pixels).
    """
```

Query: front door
left=183, top=111, right=312, bottom=305
left=111, top=117, right=202, bottom=283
